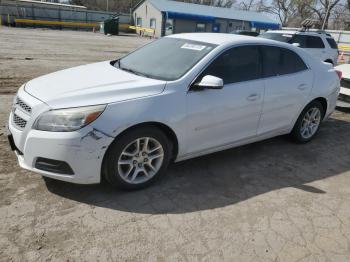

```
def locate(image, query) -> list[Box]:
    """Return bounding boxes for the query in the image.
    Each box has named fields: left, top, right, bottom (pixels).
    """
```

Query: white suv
left=260, top=30, right=339, bottom=65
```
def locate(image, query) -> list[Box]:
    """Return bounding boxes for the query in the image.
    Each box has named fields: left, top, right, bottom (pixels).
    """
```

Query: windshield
left=117, top=38, right=217, bottom=81
left=259, top=32, right=295, bottom=43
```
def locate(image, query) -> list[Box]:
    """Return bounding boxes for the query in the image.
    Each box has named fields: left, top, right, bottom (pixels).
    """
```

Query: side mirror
left=194, top=75, right=224, bottom=90
left=292, top=43, right=300, bottom=47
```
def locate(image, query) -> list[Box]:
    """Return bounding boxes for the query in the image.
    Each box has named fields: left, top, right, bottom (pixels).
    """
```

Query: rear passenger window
left=201, top=45, right=262, bottom=84
left=326, top=38, right=338, bottom=49
left=290, top=35, right=325, bottom=49
left=262, top=46, right=308, bottom=77
left=306, top=36, right=325, bottom=48
left=291, top=35, right=307, bottom=48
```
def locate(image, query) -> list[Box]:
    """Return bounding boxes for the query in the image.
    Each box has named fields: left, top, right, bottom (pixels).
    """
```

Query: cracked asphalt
left=1, top=27, right=350, bottom=261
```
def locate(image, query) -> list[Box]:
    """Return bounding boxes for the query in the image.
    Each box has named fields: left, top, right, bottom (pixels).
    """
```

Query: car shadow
left=45, top=116, right=350, bottom=214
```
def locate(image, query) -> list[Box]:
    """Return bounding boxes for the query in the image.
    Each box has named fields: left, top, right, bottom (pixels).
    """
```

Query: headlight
left=33, top=105, right=106, bottom=132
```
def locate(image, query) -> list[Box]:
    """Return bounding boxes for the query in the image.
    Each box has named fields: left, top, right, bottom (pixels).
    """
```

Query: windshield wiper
left=119, top=64, right=151, bottom=78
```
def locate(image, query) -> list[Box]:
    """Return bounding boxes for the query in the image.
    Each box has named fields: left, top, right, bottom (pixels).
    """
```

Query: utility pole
left=106, top=0, right=109, bottom=12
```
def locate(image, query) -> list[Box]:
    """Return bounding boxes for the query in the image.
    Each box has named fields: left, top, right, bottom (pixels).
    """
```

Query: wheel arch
left=312, top=97, right=328, bottom=118
left=291, top=97, right=328, bottom=132
left=106, top=121, right=179, bottom=160
left=101, top=121, right=179, bottom=188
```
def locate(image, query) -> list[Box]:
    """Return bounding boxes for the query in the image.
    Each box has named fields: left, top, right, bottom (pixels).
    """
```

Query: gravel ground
left=1, top=27, right=350, bottom=262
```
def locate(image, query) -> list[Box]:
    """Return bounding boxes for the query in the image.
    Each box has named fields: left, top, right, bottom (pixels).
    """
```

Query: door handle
left=297, top=84, right=307, bottom=90
left=247, top=94, right=260, bottom=101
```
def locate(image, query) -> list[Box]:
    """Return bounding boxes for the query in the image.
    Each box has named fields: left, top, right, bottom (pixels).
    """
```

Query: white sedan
left=8, top=33, right=340, bottom=189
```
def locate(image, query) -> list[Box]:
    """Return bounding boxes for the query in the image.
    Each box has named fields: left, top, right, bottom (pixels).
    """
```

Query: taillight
left=336, top=70, right=342, bottom=79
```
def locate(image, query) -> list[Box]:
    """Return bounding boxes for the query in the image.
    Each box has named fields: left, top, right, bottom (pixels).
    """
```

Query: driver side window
left=200, top=45, right=262, bottom=85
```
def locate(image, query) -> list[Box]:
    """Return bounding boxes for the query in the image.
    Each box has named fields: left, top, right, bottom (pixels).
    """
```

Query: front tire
left=290, top=101, right=324, bottom=143
left=103, top=127, right=172, bottom=190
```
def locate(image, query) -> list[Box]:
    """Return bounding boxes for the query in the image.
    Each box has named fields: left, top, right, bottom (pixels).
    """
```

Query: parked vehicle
left=335, top=64, right=350, bottom=108
left=259, top=30, right=339, bottom=65
left=230, top=30, right=259, bottom=37
left=8, top=33, right=340, bottom=189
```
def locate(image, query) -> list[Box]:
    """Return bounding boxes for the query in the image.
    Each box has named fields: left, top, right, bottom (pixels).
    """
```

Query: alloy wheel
left=300, top=107, right=321, bottom=139
left=117, top=137, right=164, bottom=184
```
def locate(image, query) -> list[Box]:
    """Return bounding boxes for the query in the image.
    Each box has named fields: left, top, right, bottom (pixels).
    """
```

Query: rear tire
left=290, top=101, right=324, bottom=143
left=103, top=127, right=172, bottom=190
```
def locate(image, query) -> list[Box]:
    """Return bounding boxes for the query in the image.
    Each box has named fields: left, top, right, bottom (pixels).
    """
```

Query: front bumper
left=8, top=88, right=114, bottom=184
left=8, top=121, right=114, bottom=184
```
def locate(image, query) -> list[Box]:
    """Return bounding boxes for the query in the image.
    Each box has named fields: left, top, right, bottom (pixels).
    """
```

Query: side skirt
left=175, top=128, right=291, bottom=162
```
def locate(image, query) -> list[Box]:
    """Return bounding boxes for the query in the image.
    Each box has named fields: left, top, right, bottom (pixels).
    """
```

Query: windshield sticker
left=181, top=43, right=207, bottom=51
left=282, top=34, right=293, bottom=38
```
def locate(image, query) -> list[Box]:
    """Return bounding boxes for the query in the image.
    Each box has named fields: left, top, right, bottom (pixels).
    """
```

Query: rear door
left=258, top=46, right=313, bottom=134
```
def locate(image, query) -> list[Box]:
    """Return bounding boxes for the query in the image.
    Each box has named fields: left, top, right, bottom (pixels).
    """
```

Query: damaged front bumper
left=8, top=120, right=114, bottom=184
left=8, top=87, right=115, bottom=184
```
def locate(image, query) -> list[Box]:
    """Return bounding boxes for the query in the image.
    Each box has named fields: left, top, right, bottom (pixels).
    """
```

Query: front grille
left=340, top=78, right=350, bottom=89
left=12, top=96, right=32, bottom=130
left=338, top=93, right=350, bottom=103
left=13, top=113, right=27, bottom=129
left=16, top=97, right=32, bottom=114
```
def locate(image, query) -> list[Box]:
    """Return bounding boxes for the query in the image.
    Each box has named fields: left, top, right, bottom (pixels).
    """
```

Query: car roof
left=265, top=30, right=332, bottom=38
left=167, top=33, right=277, bottom=46
left=266, top=30, right=298, bottom=35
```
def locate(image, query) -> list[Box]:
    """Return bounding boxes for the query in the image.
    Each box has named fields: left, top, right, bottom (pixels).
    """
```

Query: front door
left=185, top=45, right=265, bottom=154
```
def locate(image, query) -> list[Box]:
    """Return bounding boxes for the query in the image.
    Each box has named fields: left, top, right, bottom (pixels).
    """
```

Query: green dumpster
left=102, top=17, right=119, bottom=35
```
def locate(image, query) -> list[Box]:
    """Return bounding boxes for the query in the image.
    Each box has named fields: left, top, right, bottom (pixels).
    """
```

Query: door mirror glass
left=195, top=75, right=224, bottom=90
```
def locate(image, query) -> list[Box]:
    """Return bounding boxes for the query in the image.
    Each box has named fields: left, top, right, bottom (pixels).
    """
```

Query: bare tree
left=214, top=0, right=236, bottom=7
left=237, top=0, right=256, bottom=10
left=287, top=0, right=315, bottom=27
left=331, top=2, right=350, bottom=29
left=260, top=0, right=298, bottom=26
left=236, top=0, right=267, bottom=11
left=70, top=0, right=138, bottom=12
left=306, top=0, right=342, bottom=29
left=177, top=0, right=236, bottom=7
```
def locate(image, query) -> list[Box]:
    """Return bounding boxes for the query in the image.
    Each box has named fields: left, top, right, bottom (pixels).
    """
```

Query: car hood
left=335, top=64, right=350, bottom=79
left=24, top=61, right=166, bottom=108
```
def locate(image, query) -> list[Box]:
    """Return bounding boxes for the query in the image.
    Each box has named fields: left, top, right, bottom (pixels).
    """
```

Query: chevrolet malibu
left=8, top=33, right=340, bottom=189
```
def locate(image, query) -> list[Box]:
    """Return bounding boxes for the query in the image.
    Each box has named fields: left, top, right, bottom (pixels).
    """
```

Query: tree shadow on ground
left=45, top=116, right=350, bottom=214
